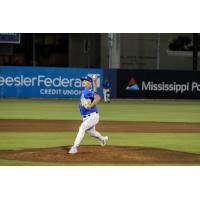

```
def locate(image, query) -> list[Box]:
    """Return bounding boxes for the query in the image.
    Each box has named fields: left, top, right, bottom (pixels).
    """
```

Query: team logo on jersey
left=126, top=77, right=139, bottom=91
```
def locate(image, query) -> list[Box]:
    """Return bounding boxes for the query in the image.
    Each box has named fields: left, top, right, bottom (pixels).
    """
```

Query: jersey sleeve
left=85, top=89, right=94, bottom=99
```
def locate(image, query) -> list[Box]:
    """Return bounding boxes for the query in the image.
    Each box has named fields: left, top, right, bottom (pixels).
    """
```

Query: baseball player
left=69, top=75, right=108, bottom=154
left=103, top=79, right=111, bottom=103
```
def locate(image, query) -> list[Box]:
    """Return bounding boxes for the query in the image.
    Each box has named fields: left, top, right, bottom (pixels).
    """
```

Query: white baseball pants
left=73, top=112, right=104, bottom=147
left=103, top=88, right=110, bottom=102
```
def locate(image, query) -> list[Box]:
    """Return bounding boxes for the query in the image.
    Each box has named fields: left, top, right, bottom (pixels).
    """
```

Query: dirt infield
left=0, top=145, right=200, bottom=164
left=1, top=119, right=200, bottom=132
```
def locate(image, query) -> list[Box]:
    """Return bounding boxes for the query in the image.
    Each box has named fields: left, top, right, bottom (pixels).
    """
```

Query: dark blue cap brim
left=81, top=76, right=93, bottom=83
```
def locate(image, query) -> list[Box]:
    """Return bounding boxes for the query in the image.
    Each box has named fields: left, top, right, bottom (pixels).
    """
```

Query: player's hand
left=92, top=75, right=98, bottom=82
left=81, top=98, right=92, bottom=109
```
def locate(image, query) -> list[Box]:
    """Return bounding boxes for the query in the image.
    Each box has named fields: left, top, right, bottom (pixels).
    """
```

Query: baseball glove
left=81, top=98, right=92, bottom=109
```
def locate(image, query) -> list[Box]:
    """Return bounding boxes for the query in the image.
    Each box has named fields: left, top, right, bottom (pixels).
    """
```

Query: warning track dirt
left=1, top=119, right=200, bottom=133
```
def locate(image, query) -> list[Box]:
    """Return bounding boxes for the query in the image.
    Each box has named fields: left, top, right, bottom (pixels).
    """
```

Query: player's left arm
left=90, top=93, right=101, bottom=107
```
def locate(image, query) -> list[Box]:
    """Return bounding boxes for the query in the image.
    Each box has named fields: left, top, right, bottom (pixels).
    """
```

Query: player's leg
left=87, top=126, right=104, bottom=140
left=103, top=89, right=107, bottom=102
left=71, top=119, right=90, bottom=146
left=69, top=121, right=87, bottom=154
left=87, top=126, right=108, bottom=146
left=86, top=113, right=108, bottom=145
left=69, top=114, right=99, bottom=154
left=107, top=89, right=110, bottom=103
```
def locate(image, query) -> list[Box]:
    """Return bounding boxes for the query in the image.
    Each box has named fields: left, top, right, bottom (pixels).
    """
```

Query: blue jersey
left=103, top=81, right=110, bottom=89
left=79, top=87, right=98, bottom=116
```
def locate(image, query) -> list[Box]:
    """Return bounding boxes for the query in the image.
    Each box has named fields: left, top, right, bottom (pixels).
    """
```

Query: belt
left=83, top=112, right=98, bottom=118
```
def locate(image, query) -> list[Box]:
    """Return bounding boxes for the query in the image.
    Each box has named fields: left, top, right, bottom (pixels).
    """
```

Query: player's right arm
left=92, top=75, right=98, bottom=93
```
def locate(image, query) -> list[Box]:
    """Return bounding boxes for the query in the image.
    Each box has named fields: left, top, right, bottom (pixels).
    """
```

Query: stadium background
left=0, top=33, right=200, bottom=165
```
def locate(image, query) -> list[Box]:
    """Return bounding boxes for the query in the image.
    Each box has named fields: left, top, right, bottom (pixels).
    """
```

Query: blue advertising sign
left=0, top=33, right=20, bottom=43
left=0, top=66, right=103, bottom=98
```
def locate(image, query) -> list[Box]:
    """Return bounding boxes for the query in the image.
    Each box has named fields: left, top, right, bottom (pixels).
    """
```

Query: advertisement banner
left=0, top=33, right=20, bottom=43
left=117, top=70, right=200, bottom=99
left=0, top=66, right=103, bottom=98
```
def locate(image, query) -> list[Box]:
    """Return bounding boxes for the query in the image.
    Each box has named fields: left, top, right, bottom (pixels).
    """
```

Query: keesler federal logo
left=126, top=77, right=139, bottom=91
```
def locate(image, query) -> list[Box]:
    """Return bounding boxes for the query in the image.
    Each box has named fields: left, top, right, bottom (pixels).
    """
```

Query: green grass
left=0, top=99, right=200, bottom=165
left=0, top=99, right=200, bottom=122
left=0, top=99, right=78, bottom=120
left=0, top=159, right=68, bottom=166
left=0, top=132, right=76, bottom=150
left=0, top=132, right=200, bottom=153
left=0, top=159, right=200, bottom=166
left=0, top=132, right=200, bottom=166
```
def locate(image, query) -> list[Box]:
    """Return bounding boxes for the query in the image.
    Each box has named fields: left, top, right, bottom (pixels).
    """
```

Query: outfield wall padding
left=117, top=69, right=200, bottom=99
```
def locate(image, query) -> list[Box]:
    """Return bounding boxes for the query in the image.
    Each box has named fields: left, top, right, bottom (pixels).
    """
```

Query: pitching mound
left=0, top=145, right=200, bottom=164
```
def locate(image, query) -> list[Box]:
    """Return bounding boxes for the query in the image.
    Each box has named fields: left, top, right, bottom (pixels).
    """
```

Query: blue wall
left=0, top=66, right=103, bottom=98
left=2, top=66, right=199, bottom=99
left=103, top=69, right=117, bottom=98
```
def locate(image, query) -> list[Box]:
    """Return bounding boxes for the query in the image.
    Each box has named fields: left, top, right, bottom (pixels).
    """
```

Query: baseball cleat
left=68, top=146, right=78, bottom=154
left=100, top=136, right=108, bottom=146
